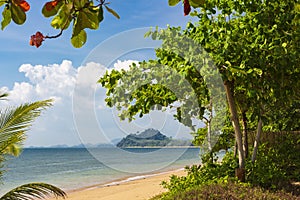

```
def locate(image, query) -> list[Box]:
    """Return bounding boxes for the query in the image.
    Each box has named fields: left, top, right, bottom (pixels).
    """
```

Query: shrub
left=151, top=182, right=298, bottom=200
left=161, top=152, right=238, bottom=195
left=247, top=133, right=300, bottom=191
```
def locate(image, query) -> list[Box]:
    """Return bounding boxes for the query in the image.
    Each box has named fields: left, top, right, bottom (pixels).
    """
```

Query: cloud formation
left=0, top=59, right=192, bottom=147
left=0, top=60, right=137, bottom=146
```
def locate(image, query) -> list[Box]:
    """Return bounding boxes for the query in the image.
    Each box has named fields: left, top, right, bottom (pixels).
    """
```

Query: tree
left=0, top=0, right=205, bottom=48
left=0, top=94, right=66, bottom=200
left=99, top=28, right=228, bottom=160
left=100, top=0, right=300, bottom=181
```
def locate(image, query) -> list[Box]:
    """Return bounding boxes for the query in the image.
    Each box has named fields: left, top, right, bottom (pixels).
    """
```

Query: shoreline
left=66, top=167, right=185, bottom=193
left=119, top=146, right=199, bottom=149
left=48, top=168, right=187, bottom=200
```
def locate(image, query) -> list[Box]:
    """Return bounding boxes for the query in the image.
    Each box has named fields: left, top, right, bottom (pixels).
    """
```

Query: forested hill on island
left=116, top=128, right=192, bottom=147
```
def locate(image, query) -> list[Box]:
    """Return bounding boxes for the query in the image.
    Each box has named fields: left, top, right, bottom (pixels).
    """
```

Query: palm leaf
left=0, top=99, right=53, bottom=184
left=0, top=183, right=67, bottom=200
left=0, top=99, right=53, bottom=154
left=0, top=93, right=8, bottom=101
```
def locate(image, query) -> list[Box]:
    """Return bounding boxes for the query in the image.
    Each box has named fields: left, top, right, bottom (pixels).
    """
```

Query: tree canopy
left=99, top=0, right=300, bottom=181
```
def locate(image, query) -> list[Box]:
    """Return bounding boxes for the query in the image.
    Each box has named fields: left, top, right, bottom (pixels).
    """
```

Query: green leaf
left=4, top=144, right=21, bottom=156
left=253, top=68, right=263, bottom=76
left=0, top=1, right=6, bottom=7
left=51, top=5, right=71, bottom=29
left=0, top=99, right=53, bottom=154
left=72, top=8, right=99, bottom=40
left=0, top=183, right=66, bottom=200
left=189, top=0, right=205, bottom=8
left=168, top=0, right=180, bottom=6
left=71, top=29, right=87, bottom=48
left=11, top=3, right=26, bottom=25
left=74, top=0, right=89, bottom=9
left=105, top=5, right=120, bottom=19
left=282, top=42, right=287, bottom=48
left=42, top=0, right=63, bottom=18
left=1, top=7, right=11, bottom=30
left=225, top=61, right=231, bottom=67
left=78, top=8, right=99, bottom=30
left=98, top=6, right=104, bottom=23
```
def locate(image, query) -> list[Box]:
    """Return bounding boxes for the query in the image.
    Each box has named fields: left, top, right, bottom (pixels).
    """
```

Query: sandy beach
left=49, top=169, right=186, bottom=200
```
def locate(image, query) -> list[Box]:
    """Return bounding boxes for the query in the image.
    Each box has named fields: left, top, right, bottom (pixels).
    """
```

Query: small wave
left=103, top=168, right=184, bottom=187
left=50, top=166, right=104, bottom=175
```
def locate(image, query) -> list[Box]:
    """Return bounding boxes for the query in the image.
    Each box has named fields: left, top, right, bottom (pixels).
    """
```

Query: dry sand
left=49, top=169, right=186, bottom=200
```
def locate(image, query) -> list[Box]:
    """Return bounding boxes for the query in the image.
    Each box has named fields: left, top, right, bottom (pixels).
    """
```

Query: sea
left=1, top=147, right=201, bottom=195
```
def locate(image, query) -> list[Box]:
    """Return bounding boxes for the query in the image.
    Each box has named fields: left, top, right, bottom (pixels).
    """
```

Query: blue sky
left=0, top=1, right=198, bottom=147
left=1, top=1, right=193, bottom=88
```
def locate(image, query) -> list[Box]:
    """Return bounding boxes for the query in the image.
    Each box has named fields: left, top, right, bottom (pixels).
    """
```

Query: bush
left=151, top=182, right=298, bottom=200
left=156, top=133, right=300, bottom=199
left=247, top=133, right=300, bottom=191
left=161, top=152, right=238, bottom=195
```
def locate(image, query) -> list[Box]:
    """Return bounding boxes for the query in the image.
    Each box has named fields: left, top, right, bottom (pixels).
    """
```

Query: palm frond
left=0, top=99, right=53, bottom=154
left=0, top=93, right=9, bottom=101
left=3, top=144, right=21, bottom=156
left=0, top=183, right=67, bottom=200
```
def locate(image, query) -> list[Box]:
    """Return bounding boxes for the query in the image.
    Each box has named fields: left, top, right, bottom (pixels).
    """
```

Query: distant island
left=116, top=128, right=192, bottom=148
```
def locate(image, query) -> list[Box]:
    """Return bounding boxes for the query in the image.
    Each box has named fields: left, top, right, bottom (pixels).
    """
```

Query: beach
left=49, top=169, right=186, bottom=200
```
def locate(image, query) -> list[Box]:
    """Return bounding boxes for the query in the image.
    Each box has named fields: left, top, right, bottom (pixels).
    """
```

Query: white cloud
left=0, top=59, right=191, bottom=147
left=77, top=62, right=106, bottom=89
left=0, top=60, right=110, bottom=146
left=112, top=60, right=139, bottom=71
left=17, top=60, right=77, bottom=102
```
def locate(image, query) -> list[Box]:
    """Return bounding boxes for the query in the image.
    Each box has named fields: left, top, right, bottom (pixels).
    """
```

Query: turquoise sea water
left=1, top=148, right=201, bottom=194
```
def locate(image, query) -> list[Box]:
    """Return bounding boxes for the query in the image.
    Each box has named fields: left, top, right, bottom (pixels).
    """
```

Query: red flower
left=45, top=0, right=59, bottom=11
left=30, top=32, right=45, bottom=48
left=184, top=0, right=191, bottom=16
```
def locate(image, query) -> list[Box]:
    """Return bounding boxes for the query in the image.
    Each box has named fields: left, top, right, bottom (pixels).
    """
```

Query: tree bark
left=251, top=117, right=263, bottom=163
left=241, top=111, right=249, bottom=158
left=224, top=81, right=245, bottom=178
left=207, top=98, right=213, bottom=152
left=234, top=142, right=237, bottom=158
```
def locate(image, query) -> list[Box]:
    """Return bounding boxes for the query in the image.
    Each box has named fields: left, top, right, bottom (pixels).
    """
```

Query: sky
left=0, top=0, right=198, bottom=147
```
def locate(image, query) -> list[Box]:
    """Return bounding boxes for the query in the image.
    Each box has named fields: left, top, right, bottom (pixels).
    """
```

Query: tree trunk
left=241, top=111, right=249, bottom=158
left=224, top=81, right=245, bottom=180
left=207, top=120, right=212, bottom=151
left=251, top=117, right=263, bottom=163
left=207, top=98, right=213, bottom=152
left=234, top=142, right=237, bottom=158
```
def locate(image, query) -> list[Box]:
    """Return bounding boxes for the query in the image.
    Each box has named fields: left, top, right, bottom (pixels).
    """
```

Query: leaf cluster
left=99, top=57, right=210, bottom=129
left=0, top=0, right=120, bottom=47
left=1, top=0, right=28, bottom=30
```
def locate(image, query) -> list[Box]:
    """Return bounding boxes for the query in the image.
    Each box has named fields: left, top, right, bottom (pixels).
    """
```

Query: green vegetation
left=100, top=0, right=300, bottom=181
left=1, top=0, right=298, bottom=198
left=0, top=0, right=201, bottom=48
left=157, top=133, right=300, bottom=198
left=117, top=128, right=192, bottom=147
left=150, top=182, right=298, bottom=200
left=0, top=93, right=66, bottom=200
left=99, top=0, right=300, bottom=199
left=0, top=0, right=121, bottom=48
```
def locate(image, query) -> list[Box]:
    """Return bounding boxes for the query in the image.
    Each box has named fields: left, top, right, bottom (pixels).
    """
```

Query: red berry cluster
left=29, top=32, right=45, bottom=48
